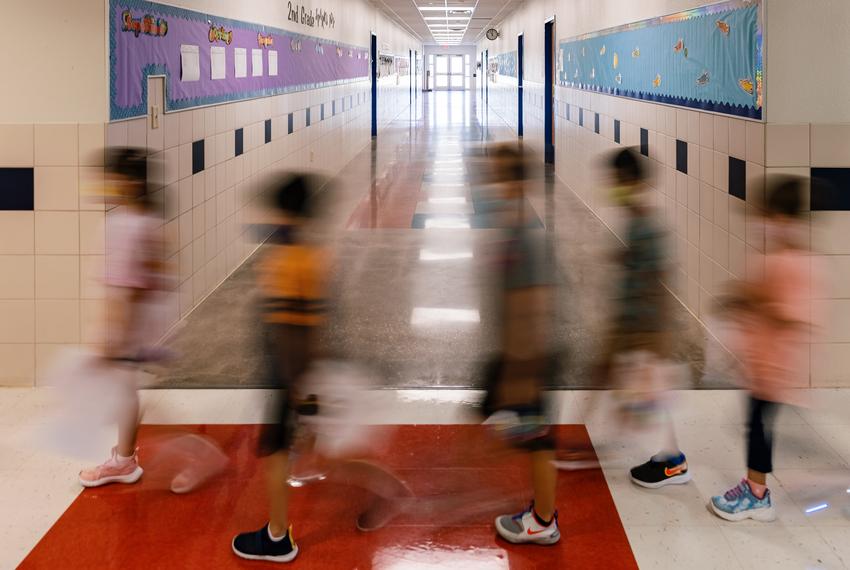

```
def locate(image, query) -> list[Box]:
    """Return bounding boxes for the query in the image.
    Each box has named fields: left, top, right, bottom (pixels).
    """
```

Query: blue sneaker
left=710, top=479, right=777, bottom=522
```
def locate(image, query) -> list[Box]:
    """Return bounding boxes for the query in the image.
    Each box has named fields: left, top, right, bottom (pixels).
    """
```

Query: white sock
left=116, top=452, right=134, bottom=463
left=267, top=525, right=287, bottom=542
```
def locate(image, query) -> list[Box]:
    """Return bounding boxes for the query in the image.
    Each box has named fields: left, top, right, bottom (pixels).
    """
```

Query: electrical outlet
left=150, top=105, right=160, bottom=130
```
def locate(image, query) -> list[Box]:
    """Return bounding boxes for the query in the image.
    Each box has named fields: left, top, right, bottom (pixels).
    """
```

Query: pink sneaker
left=79, top=447, right=143, bottom=488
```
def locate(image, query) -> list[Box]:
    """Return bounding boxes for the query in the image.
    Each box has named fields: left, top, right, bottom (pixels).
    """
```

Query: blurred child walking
left=477, top=145, right=561, bottom=545
left=598, top=148, right=690, bottom=488
left=710, top=176, right=816, bottom=522
left=78, top=148, right=166, bottom=488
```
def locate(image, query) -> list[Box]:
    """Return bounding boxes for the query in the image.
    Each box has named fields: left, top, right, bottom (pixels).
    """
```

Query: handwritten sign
left=287, top=2, right=335, bottom=29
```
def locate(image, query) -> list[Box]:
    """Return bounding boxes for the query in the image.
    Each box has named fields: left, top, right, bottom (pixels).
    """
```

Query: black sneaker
left=629, top=453, right=691, bottom=488
left=232, top=524, right=299, bottom=563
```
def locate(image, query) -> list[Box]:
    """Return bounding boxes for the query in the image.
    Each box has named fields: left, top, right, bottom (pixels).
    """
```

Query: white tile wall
left=766, top=124, right=810, bottom=167
left=810, top=124, right=850, bottom=167
left=0, top=71, right=410, bottom=386
left=537, top=83, right=850, bottom=387
left=0, top=125, right=34, bottom=167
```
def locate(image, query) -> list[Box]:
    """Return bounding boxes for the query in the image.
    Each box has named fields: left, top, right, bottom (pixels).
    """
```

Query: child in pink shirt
left=710, top=176, right=815, bottom=522
left=78, top=147, right=164, bottom=488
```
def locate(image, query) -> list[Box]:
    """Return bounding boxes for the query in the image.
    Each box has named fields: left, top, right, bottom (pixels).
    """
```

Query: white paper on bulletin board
left=210, top=46, right=226, bottom=80
left=268, top=50, right=279, bottom=77
left=180, top=45, right=200, bottom=82
left=234, top=48, right=247, bottom=78
left=252, top=49, right=263, bottom=77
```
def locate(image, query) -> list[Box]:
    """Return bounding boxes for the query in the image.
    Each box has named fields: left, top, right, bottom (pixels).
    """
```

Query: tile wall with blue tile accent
left=538, top=82, right=850, bottom=386
left=0, top=70, right=417, bottom=385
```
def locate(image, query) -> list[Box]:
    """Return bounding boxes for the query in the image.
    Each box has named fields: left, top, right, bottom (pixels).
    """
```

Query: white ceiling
left=372, top=0, right=520, bottom=46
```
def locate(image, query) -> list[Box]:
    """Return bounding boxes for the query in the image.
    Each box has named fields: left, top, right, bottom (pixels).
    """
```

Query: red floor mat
left=21, top=425, right=636, bottom=569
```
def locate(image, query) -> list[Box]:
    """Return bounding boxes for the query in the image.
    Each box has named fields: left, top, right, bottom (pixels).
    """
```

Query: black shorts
left=257, top=324, right=312, bottom=457
left=480, top=354, right=557, bottom=452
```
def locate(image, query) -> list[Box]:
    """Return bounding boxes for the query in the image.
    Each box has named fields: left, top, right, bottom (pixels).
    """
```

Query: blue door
left=518, top=34, right=524, bottom=138
left=544, top=20, right=555, bottom=164
left=371, top=34, right=377, bottom=138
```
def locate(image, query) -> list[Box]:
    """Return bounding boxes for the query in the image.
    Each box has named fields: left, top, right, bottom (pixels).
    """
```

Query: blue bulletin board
left=558, top=0, right=763, bottom=119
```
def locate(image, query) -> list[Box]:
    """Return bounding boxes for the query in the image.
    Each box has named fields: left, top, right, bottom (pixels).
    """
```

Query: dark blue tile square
left=676, top=139, right=688, bottom=174
left=0, top=168, right=34, bottom=210
left=811, top=168, right=850, bottom=210
left=235, top=128, right=244, bottom=157
left=321, top=104, right=325, bottom=121
left=614, top=120, right=621, bottom=144
left=288, top=113, right=294, bottom=135
left=729, top=157, right=746, bottom=200
left=594, top=113, right=600, bottom=134
left=192, top=140, right=204, bottom=174
left=579, top=108, right=584, bottom=127
left=333, top=100, right=336, bottom=116
left=306, top=108, right=311, bottom=127
left=640, top=128, right=649, bottom=157
left=566, top=104, right=570, bottom=122
left=264, top=119, right=271, bottom=144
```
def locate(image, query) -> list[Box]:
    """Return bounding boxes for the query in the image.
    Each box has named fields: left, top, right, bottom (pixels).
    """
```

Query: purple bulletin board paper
left=110, top=0, right=371, bottom=121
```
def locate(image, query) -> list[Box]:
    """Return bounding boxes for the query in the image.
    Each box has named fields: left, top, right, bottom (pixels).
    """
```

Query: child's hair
left=765, top=176, right=805, bottom=219
left=105, top=147, right=147, bottom=184
left=272, top=173, right=324, bottom=217
left=609, top=147, right=646, bottom=183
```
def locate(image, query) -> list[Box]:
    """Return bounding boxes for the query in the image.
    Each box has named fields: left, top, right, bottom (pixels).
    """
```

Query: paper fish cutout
left=716, top=20, right=730, bottom=35
left=738, top=78, right=754, bottom=94
left=696, top=71, right=710, bottom=86
left=615, top=73, right=622, bottom=84
left=652, top=74, right=661, bottom=87
left=600, top=45, right=606, bottom=55
left=591, top=67, right=596, bottom=79
left=674, top=38, right=684, bottom=53
left=613, top=52, right=619, bottom=69
left=632, top=47, right=640, bottom=58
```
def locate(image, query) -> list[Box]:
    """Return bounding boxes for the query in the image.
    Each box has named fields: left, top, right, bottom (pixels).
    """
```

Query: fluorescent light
left=411, top=307, right=480, bottom=325
left=805, top=503, right=829, bottom=514
left=419, top=6, right=473, bottom=11
left=424, top=217, right=470, bottom=229
left=419, top=249, right=474, bottom=261
left=428, top=197, right=466, bottom=204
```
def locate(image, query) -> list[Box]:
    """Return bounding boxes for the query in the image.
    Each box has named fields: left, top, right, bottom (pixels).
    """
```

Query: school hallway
left=2, top=91, right=850, bottom=569
left=4, top=0, right=850, bottom=567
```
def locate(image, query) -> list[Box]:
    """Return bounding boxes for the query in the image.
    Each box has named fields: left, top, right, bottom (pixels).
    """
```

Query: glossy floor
left=2, top=388, right=850, bottom=568
left=158, top=91, right=724, bottom=389
left=19, top=423, right=634, bottom=569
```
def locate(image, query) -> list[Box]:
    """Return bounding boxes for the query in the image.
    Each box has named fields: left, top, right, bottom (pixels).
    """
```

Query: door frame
left=517, top=33, right=524, bottom=138
left=544, top=17, right=555, bottom=163
left=370, top=33, right=377, bottom=138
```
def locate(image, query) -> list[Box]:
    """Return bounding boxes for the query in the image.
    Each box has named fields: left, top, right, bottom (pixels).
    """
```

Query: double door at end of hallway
left=431, top=54, right=471, bottom=91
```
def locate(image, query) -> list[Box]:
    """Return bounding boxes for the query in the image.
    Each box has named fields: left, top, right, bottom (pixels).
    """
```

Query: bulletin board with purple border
left=109, top=0, right=371, bottom=121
